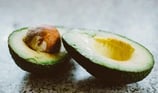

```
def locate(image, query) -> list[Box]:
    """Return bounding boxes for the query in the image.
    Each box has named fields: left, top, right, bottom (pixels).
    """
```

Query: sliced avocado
left=8, top=27, right=70, bottom=74
left=62, top=29, right=154, bottom=84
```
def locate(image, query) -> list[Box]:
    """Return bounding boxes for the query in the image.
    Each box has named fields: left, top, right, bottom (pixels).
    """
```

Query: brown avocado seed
left=24, top=25, right=61, bottom=53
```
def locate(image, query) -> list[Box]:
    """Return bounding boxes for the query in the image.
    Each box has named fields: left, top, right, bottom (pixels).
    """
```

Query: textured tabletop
left=0, top=0, right=158, bottom=93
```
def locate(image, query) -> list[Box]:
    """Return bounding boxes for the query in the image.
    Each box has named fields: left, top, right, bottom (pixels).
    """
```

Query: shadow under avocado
left=19, top=60, right=127, bottom=93
left=76, top=77, right=127, bottom=89
left=28, top=59, right=75, bottom=79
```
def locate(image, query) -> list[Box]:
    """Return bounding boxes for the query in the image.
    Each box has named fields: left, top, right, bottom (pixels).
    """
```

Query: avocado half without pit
left=62, top=29, right=154, bottom=84
left=8, top=26, right=70, bottom=74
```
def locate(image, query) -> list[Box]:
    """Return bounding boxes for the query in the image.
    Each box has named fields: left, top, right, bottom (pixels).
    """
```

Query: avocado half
left=8, top=27, right=70, bottom=74
left=62, top=29, right=154, bottom=84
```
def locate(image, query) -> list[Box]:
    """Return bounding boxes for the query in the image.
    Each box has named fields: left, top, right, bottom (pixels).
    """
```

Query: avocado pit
left=24, top=26, right=61, bottom=53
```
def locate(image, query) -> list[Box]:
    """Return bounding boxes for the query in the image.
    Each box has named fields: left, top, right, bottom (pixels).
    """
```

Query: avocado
left=8, top=27, right=70, bottom=74
left=62, top=29, right=154, bottom=84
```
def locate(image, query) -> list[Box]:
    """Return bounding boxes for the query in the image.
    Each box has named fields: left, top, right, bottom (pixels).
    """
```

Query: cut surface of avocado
left=8, top=27, right=69, bottom=74
left=94, top=36, right=134, bottom=61
left=62, top=29, right=154, bottom=83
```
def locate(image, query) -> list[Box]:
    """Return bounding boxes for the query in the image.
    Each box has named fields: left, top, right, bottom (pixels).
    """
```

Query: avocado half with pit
left=8, top=27, right=70, bottom=74
left=62, top=29, right=154, bottom=84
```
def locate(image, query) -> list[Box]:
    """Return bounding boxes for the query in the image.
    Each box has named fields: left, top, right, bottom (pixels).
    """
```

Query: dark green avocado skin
left=62, top=37, right=153, bottom=84
left=8, top=45, right=70, bottom=75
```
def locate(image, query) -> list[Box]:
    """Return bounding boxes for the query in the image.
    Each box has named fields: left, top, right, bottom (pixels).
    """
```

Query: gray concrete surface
left=0, top=0, right=158, bottom=93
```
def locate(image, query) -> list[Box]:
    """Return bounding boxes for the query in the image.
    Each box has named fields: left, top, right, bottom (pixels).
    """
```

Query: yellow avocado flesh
left=94, top=36, right=135, bottom=61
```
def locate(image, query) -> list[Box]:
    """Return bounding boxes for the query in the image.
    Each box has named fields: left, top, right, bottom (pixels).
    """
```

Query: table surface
left=0, top=0, right=158, bottom=93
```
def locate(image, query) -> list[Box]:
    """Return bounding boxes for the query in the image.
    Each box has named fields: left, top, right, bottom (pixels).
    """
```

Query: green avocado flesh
left=62, top=29, right=154, bottom=84
left=8, top=27, right=69, bottom=74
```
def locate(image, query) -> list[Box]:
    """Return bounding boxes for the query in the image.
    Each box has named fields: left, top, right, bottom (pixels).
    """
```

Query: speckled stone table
left=0, top=0, right=158, bottom=93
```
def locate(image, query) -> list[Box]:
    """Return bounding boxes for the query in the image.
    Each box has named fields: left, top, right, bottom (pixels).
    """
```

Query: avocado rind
left=9, top=45, right=70, bottom=74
